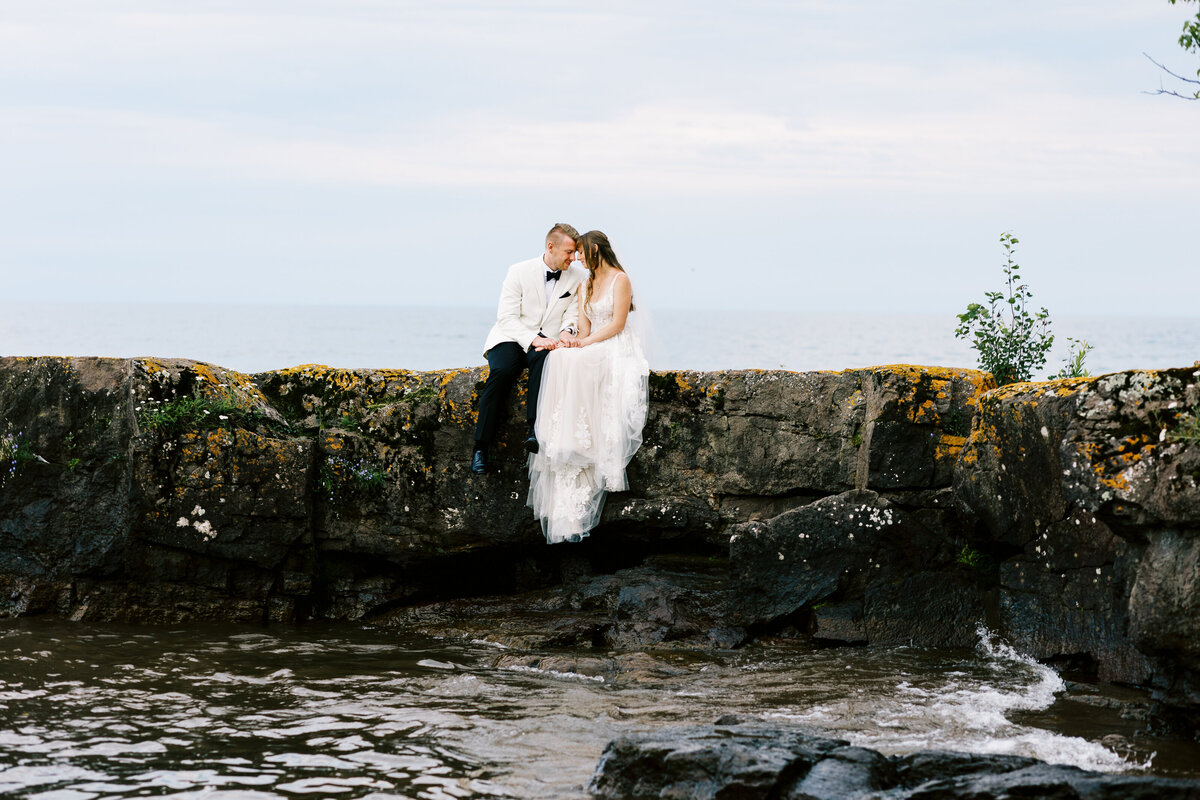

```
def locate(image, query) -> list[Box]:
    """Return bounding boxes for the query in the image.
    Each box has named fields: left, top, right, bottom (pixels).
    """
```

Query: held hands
left=532, top=333, right=586, bottom=351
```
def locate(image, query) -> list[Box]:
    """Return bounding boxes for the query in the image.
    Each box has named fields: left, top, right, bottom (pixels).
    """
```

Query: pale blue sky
left=2, top=1, right=1198, bottom=315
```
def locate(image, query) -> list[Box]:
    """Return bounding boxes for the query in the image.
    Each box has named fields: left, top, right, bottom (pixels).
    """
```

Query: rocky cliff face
left=954, top=368, right=1200, bottom=732
left=1, top=356, right=1197, bottom=732
left=0, top=357, right=987, bottom=621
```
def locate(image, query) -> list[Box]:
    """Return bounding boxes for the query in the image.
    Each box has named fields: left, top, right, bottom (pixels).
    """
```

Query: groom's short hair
left=546, top=223, right=579, bottom=245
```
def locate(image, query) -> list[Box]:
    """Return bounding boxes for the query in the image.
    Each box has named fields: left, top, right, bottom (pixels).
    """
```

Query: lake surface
left=2, top=302, right=1198, bottom=376
left=2, top=620, right=1196, bottom=799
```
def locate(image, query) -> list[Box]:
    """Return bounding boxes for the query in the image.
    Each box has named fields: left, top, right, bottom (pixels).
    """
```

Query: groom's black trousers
left=473, top=341, right=550, bottom=446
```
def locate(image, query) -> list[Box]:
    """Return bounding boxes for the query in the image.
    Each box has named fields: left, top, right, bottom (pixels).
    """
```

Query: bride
left=526, top=230, right=650, bottom=544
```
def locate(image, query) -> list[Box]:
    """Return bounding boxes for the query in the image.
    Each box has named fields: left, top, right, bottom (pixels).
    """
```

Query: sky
left=2, top=1, right=1198, bottom=316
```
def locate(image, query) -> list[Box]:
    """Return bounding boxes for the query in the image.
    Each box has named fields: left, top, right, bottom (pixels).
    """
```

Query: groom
left=471, top=223, right=587, bottom=474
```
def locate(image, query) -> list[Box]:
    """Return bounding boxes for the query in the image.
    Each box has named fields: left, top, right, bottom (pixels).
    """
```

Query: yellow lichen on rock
left=935, top=434, right=968, bottom=462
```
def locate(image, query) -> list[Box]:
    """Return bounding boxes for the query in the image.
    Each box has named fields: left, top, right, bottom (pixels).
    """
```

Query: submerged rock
left=587, top=723, right=1200, bottom=799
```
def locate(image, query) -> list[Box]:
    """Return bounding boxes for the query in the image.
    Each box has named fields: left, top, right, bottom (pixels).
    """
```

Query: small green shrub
left=1053, top=337, right=1094, bottom=379
left=954, top=232, right=1054, bottom=385
left=1165, top=406, right=1200, bottom=444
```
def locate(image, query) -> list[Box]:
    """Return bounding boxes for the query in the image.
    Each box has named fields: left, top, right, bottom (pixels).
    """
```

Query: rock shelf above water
left=1, top=356, right=1198, bottom=736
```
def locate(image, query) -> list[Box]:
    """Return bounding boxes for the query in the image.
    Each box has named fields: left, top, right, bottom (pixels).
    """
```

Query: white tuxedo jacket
left=483, top=256, right=587, bottom=356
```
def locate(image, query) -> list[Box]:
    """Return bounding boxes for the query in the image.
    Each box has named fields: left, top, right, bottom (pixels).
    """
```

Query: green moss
left=956, top=545, right=984, bottom=569
left=138, top=392, right=290, bottom=439
left=402, top=385, right=439, bottom=406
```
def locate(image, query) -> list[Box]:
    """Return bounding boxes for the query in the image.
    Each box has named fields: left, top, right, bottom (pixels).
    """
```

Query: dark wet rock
left=891, top=750, right=1043, bottom=786
left=898, top=761, right=1200, bottom=799
left=811, top=600, right=868, bottom=644
left=789, top=744, right=896, bottom=798
left=0, top=358, right=137, bottom=604
left=955, top=368, right=1200, bottom=732
left=587, top=724, right=848, bottom=800
left=587, top=724, right=1200, bottom=799
left=374, top=558, right=744, bottom=659
left=729, top=489, right=985, bottom=647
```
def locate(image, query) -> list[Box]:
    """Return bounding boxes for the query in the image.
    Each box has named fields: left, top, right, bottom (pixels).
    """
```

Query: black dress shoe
left=470, top=449, right=489, bottom=474
left=525, top=431, right=539, bottom=453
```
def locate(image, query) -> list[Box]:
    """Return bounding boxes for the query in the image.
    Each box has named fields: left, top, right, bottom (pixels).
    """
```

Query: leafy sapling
left=954, top=232, right=1054, bottom=385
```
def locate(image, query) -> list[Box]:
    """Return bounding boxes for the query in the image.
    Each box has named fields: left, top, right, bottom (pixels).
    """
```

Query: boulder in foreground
left=588, top=722, right=1200, bottom=799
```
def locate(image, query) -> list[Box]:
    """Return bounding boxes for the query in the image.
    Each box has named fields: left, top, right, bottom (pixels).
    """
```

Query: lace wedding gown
left=527, top=280, right=650, bottom=544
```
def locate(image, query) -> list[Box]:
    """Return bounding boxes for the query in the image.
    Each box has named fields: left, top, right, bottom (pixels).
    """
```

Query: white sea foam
left=501, top=665, right=606, bottom=683
left=773, top=626, right=1150, bottom=774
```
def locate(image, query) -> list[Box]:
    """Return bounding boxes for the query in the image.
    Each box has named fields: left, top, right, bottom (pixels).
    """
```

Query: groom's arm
left=555, top=269, right=584, bottom=339
left=554, top=287, right=582, bottom=346
left=559, top=288, right=579, bottom=336
left=493, top=263, right=541, bottom=351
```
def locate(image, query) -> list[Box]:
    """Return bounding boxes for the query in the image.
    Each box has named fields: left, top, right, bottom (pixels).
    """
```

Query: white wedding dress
left=527, top=279, right=650, bottom=544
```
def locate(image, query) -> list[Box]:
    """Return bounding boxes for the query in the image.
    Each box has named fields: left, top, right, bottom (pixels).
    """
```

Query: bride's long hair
left=578, top=230, right=635, bottom=312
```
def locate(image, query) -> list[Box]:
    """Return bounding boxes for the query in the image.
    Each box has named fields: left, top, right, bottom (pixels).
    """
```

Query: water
left=2, top=620, right=1193, bottom=799
left=2, top=302, right=1198, bottom=375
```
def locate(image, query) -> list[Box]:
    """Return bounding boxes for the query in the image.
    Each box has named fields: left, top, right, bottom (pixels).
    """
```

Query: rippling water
left=2, top=620, right=1194, bottom=799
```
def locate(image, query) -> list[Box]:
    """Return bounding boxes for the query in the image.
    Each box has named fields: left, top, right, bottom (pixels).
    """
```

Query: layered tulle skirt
left=527, top=329, right=649, bottom=544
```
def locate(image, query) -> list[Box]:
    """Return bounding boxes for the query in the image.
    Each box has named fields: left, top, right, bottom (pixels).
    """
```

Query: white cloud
left=4, top=92, right=1194, bottom=199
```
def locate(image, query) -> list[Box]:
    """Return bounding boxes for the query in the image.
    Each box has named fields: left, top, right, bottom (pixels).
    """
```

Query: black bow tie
left=545, top=270, right=561, bottom=282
